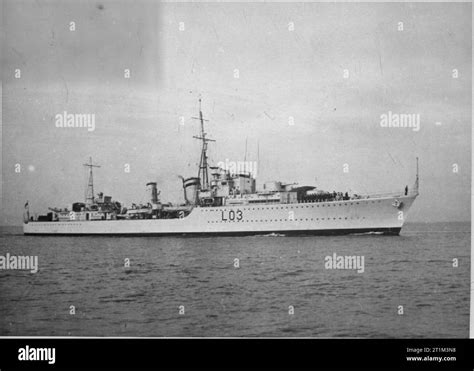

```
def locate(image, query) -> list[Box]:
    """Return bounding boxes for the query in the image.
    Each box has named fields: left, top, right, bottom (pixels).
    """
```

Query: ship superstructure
left=23, top=101, right=419, bottom=236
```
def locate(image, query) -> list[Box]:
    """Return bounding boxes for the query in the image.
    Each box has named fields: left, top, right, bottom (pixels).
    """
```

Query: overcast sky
left=1, top=1, right=471, bottom=225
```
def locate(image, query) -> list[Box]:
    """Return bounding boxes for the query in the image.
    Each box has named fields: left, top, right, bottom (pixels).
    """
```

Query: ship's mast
left=192, top=99, right=215, bottom=190
left=414, top=156, right=419, bottom=195
left=83, top=157, right=100, bottom=206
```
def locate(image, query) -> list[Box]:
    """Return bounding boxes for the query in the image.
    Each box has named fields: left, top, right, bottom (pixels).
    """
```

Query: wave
left=260, top=233, right=286, bottom=237
left=351, top=231, right=384, bottom=236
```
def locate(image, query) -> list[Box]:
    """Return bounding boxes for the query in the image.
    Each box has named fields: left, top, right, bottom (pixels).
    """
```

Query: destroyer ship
left=23, top=100, right=419, bottom=236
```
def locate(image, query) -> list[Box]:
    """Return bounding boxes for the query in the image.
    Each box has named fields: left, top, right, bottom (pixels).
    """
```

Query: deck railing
left=298, top=190, right=411, bottom=203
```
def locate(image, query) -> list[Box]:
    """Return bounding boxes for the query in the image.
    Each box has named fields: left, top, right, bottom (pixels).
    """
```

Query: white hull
left=23, top=194, right=417, bottom=236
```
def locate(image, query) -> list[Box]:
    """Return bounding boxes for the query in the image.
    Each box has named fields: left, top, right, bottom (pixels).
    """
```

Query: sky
left=1, top=1, right=472, bottom=225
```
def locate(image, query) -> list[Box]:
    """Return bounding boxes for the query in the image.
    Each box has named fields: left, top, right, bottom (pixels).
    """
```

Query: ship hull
left=23, top=195, right=416, bottom=236
left=22, top=227, right=401, bottom=237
